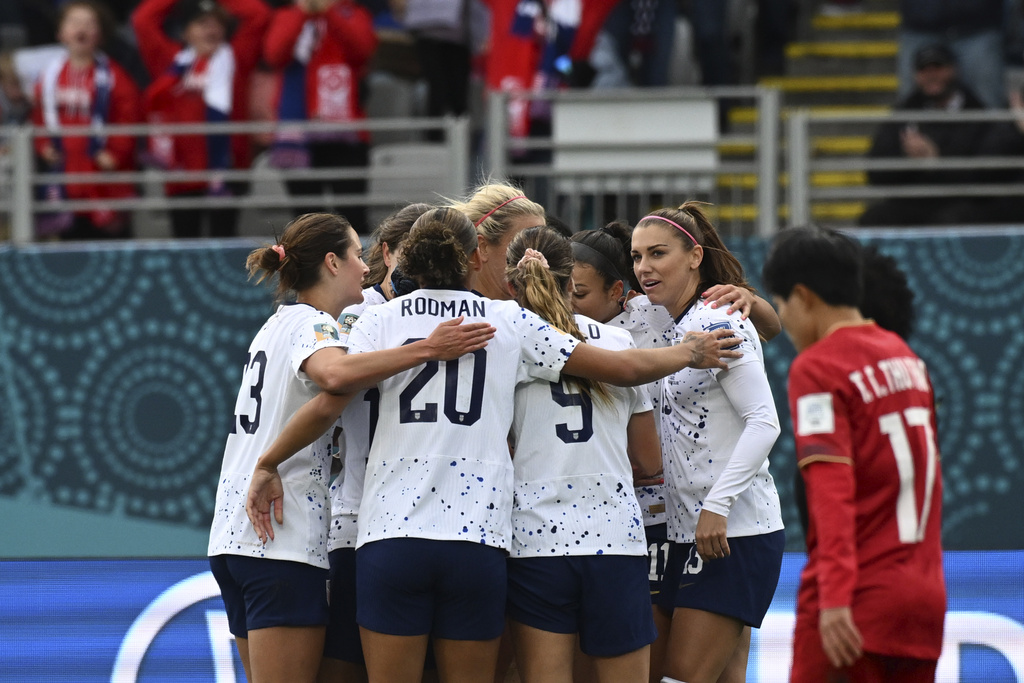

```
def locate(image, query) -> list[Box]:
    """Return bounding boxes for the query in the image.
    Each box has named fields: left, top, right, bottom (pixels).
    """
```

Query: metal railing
left=486, top=86, right=782, bottom=238
left=786, top=109, right=1024, bottom=227
left=0, top=117, right=471, bottom=244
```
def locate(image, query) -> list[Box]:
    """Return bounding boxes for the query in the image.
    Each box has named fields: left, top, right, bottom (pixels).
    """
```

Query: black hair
left=861, top=244, right=915, bottom=339
left=571, top=220, right=637, bottom=291
left=761, top=225, right=863, bottom=308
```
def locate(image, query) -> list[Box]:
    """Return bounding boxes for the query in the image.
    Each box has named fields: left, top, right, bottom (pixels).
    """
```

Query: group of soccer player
left=207, top=182, right=946, bottom=683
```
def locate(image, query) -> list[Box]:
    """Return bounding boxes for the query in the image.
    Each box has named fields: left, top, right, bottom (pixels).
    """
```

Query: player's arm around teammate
left=208, top=213, right=491, bottom=683
left=502, top=228, right=662, bottom=683
left=631, top=204, right=785, bottom=683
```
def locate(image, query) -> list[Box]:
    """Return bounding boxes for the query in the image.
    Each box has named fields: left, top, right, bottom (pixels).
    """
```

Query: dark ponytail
left=400, top=207, right=478, bottom=289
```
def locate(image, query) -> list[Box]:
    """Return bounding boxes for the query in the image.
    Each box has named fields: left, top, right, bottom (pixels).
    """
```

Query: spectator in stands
left=263, top=0, right=377, bottom=233
left=0, top=51, right=30, bottom=124
left=602, top=0, right=677, bottom=86
left=898, top=0, right=1005, bottom=108
left=860, top=44, right=990, bottom=227
left=398, top=0, right=487, bottom=139
left=32, top=0, right=141, bottom=240
left=133, top=0, right=270, bottom=238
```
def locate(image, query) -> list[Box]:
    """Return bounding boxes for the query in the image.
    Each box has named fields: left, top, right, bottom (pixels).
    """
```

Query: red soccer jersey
left=788, top=322, right=946, bottom=661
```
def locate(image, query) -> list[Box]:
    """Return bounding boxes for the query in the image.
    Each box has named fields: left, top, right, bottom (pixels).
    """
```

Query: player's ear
left=381, top=241, right=393, bottom=269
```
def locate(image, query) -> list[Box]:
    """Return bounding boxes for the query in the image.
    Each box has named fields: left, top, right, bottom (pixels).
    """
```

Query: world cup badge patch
left=314, top=322, right=341, bottom=342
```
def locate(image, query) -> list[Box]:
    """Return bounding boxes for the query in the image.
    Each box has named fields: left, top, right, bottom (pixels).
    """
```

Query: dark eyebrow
left=632, top=243, right=670, bottom=253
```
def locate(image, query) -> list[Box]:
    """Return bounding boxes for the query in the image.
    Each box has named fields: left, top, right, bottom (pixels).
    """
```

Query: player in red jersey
left=761, top=226, right=946, bottom=683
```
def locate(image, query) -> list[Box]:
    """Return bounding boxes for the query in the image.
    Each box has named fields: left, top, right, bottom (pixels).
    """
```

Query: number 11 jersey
left=346, top=289, right=580, bottom=551
left=789, top=322, right=945, bottom=660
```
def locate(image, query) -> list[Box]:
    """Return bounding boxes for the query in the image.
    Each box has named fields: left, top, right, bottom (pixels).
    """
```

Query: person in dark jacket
left=898, top=0, right=1004, bottom=108
left=860, top=44, right=991, bottom=227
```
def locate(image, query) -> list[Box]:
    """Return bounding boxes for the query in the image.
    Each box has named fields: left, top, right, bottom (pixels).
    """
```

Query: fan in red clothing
left=262, top=0, right=377, bottom=232
left=762, top=226, right=946, bottom=683
left=33, top=0, right=141, bottom=241
left=132, top=0, right=271, bottom=238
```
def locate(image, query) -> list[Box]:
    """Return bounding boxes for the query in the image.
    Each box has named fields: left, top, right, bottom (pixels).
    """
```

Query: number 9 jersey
left=788, top=321, right=945, bottom=661
left=208, top=303, right=349, bottom=568
left=346, top=289, right=580, bottom=552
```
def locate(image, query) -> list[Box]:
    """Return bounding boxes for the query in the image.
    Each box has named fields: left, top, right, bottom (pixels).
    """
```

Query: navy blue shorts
left=506, top=555, right=657, bottom=657
left=356, top=538, right=507, bottom=640
left=645, top=523, right=673, bottom=599
left=209, top=554, right=330, bottom=638
left=655, top=530, right=785, bottom=628
left=324, top=548, right=363, bottom=663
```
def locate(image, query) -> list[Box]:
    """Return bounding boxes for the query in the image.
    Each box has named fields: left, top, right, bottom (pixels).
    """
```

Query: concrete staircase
left=718, top=0, right=901, bottom=226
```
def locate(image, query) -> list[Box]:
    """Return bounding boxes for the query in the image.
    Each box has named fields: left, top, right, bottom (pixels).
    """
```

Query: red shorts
left=791, top=627, right=937, bottom=683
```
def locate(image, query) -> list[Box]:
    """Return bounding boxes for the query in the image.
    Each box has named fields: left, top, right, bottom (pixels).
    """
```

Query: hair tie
left=474, top=195, right=527, bottom=228
left=639, top=215, right=698, bottom=246
left=517, top=248, right=549, bottom=270
left=271, top=244, right=286, bottom=261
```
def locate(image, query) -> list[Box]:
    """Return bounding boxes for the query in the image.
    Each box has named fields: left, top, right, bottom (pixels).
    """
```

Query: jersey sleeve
left=345, top=306, right=381, bottom=356
left=690, top=302, right=760, bottom=378
left=511, top=307, right=580, bottom=384
left=701, top=356, right=781, bottom=517
left=788, top=353, right=858, bottom=610
left=290, top=309, right=348, bottom=374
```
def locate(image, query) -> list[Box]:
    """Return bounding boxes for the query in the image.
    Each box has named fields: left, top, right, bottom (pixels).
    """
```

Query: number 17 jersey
left=346, top=289, right=580, bottom=551
left=789, top=322, right=945, bottom=660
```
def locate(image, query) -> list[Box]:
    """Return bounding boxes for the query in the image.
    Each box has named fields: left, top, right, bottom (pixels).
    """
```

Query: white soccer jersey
left=347, top=289, right=580, bottom=550
left=510, top=315, right=651, bottom=557
left=660, top=299, right=783, bottom=543
left=208, top=303, right=348, bottom=568
left=609, top=295, right=675, bottom=526
left=327, top=285, right=388, bottom=550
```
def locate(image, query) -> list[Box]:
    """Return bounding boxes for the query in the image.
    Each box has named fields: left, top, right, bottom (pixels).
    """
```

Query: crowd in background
left=3, top=0, right=1024, bottom=238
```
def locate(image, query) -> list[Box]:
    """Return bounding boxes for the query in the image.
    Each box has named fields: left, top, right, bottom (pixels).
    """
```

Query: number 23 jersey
left=208, top=303, right=347, bottom=567
left=346, top=289, right=580, bottom=551
left=789, top=322, right=945, bottom=660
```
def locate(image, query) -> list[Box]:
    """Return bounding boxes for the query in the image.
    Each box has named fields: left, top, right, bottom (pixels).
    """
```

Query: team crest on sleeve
left=314, top=322, right=341, bottom=342
left=704, top=321, right=740, bottom=349
left=796, top=392, right=835, bottom=436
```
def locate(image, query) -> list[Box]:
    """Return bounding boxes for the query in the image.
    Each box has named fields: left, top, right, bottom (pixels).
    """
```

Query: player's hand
left=819, top=606, right=863, bottom=668
left=695, top=509, right=730, bottom=561
left=702, top=284, right=754, bottom=319
left=246, top=461, right=284, bottom=544
left=424, top=316, right=496, bottom=361
left=680, top=328, right=742, bottom=370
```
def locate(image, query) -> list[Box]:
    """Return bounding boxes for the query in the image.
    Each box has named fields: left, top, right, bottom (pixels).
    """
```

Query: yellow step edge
left=786, top=41, right=899, bottom=59
left=701, top=202, right=868, bottom=221
left=815, top=135, right=872, bottom=154
left=716, top=172, right=868, bottom=189
left=811, top=202, right=867, bottom=220
left=728, top=104, right=892, bottom=126
left=758, top=74, right=899, bottom=92
left=717, top=136, right=872, bottom=157
left=811, top=12, right=900, bottom=30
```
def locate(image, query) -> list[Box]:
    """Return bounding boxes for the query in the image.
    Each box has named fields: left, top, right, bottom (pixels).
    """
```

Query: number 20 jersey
left=789, top=322, right=945, bottom=660
left=346, top=289, right=580, bottom=551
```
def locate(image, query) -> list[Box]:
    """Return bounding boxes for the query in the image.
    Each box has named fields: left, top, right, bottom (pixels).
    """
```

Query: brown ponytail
left=399, top=207, right=478, bottom=289
left=246, top=212, right=356, bottom=302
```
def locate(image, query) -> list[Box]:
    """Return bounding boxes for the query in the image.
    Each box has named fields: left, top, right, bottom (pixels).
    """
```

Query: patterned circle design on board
left=151, top=247, right=275, bottom=321
left=985, top=334, right=1024, bottom=487
left=905, top=234, right=1024, bottom=311
left=57, top=332, right=235, bottom=526
left=0, top=353, right=57, bottom=496
left=0, top=249, right=139, bottom=325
